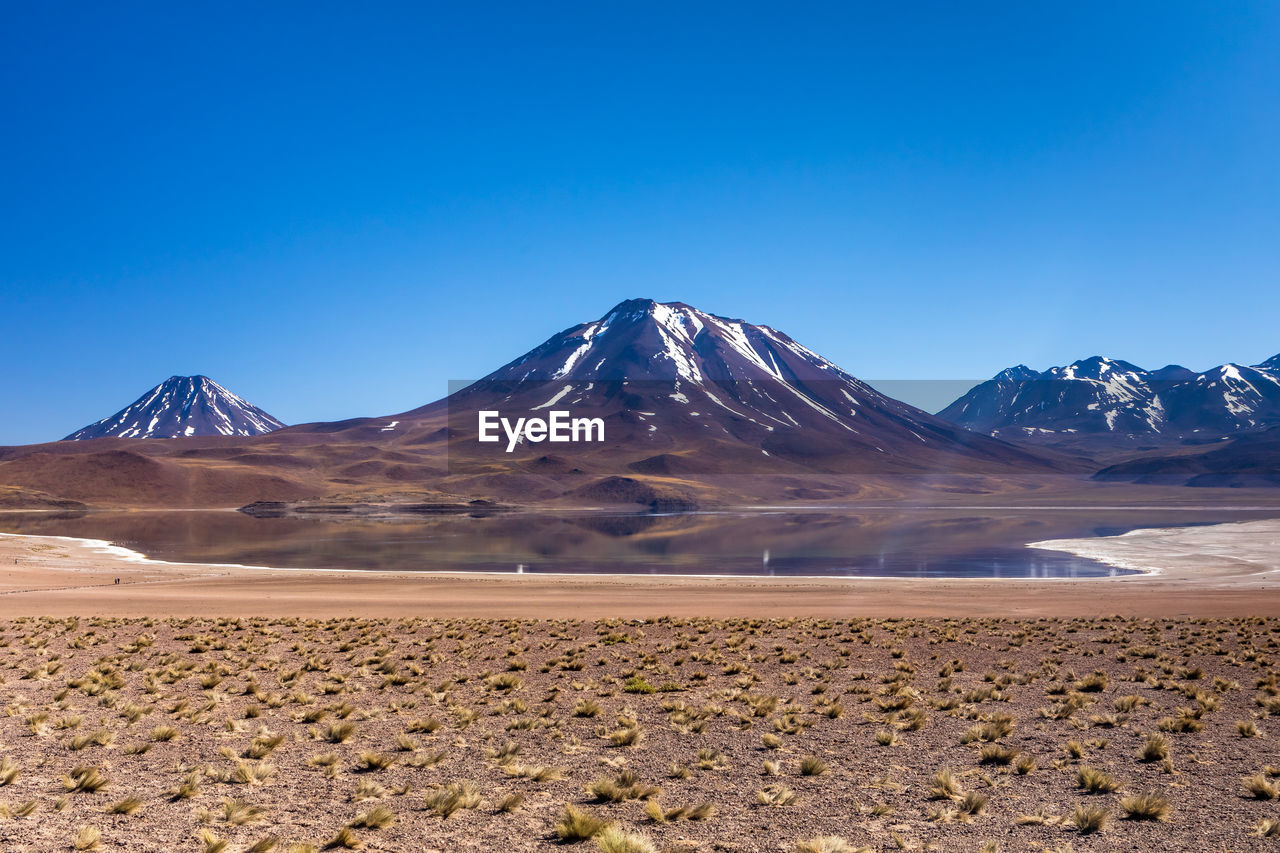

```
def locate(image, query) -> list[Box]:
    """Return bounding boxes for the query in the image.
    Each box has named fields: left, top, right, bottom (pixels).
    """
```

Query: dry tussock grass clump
left=795, top=838, right=871, bottom=853
left=423, top=781, right=481, bottom=818
left=1076, top=765, right=1122, bottom=794
left=555, top=803, right=612, bottom=841
left=1071, top=803, right=1109, bottom=834
left=1120, top=791, right=1170, bottom=821
left=643, top=797, right=714, bottom=822
left=593, top=825, right=658, bottom=853
left=0, top=614, right=1270, bottom=849
left=1244, top=773, right=1280, bottom=799
left=586, top=769, right=659, bottom=803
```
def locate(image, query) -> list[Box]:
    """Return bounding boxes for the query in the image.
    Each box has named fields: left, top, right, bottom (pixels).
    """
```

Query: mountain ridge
left=6, top=299, right=1271, bottom=508
left=939, top=355, right=1280, bottom=443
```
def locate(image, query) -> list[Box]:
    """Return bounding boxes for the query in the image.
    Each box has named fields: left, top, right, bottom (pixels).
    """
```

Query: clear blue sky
left=2, top=2, right=1277, bottom=444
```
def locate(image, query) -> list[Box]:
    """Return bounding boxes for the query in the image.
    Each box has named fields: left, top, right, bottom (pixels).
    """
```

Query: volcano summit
left=65, top=375, right=285, bottom=441
left=418, top=298, right=1056, bottom=477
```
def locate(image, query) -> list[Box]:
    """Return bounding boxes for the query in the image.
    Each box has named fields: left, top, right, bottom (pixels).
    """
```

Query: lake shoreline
left=1028, top=517, right=1280, bottom=578
left=3, top=517, right=1280, bottom=618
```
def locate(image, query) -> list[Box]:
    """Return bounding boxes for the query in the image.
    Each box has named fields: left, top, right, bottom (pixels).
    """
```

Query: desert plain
left=0, top=521, right=1278, bottom=851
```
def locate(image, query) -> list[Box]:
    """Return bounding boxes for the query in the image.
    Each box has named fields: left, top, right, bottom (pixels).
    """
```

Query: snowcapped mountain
left=939, top=355, right=1280, bottom=443
left=65, top=376, right=285, bottom=440
left=420, top=298, right=1053, bottom=474
left=1258, top=352, right=1280, bottom=372
left=1159, top=364, right=1280, bottom=435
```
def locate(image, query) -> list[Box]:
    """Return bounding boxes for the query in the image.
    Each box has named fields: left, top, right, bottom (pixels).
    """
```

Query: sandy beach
left=4, top=518, right=1280, bottom=618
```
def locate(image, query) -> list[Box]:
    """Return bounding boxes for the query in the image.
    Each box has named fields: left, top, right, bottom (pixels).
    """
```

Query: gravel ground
left=1, top=615, right=1278, bottom=852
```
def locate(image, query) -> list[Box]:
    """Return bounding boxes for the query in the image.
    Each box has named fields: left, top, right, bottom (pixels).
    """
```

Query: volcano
left=65, top=376, right=285, bottom=440
left=377, top=298, right=1057, bottom=477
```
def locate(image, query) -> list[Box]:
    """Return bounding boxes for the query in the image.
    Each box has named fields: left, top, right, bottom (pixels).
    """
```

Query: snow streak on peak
left=452, top=297, right=988, bottom=453
left=515, top=299, right=853, bottom=389
left=64, top=375, right=286, bottom=441
left=500, top=300, right=857, bottom=391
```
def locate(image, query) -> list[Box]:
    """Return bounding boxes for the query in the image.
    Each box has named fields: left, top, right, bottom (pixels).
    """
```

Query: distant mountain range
left=938, top=355, right=1280, bottom=444
left=2, top=301, right=1276, bottom=508
left=65, top=376, right=285, bottom=440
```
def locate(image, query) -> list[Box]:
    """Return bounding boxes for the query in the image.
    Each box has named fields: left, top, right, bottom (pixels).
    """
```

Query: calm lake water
left=4, top=506, right=1280, bottom=578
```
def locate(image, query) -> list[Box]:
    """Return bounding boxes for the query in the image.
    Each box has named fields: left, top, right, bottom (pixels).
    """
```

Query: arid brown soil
left=2, top=616, right=1279, bottom=852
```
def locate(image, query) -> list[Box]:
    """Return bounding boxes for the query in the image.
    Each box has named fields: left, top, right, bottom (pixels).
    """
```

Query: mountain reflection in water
left=3, top=507, right=1278, bottom=578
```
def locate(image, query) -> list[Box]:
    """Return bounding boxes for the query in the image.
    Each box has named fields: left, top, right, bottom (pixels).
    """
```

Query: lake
left=4, top=506, right=1279, bottom=578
